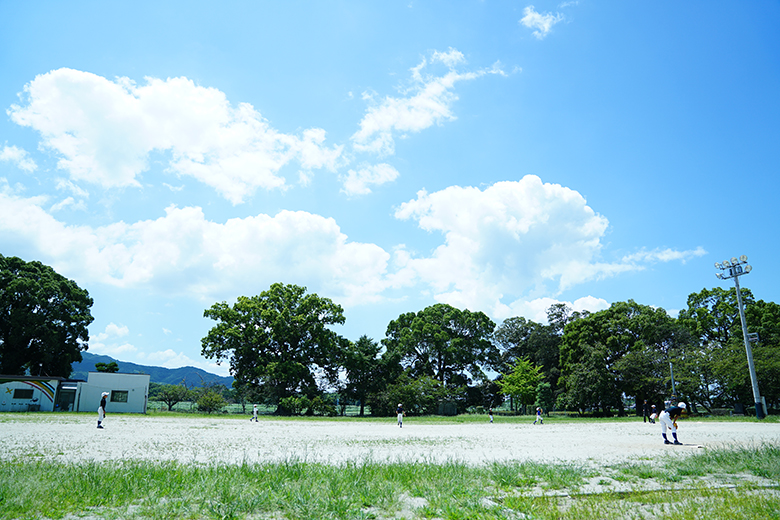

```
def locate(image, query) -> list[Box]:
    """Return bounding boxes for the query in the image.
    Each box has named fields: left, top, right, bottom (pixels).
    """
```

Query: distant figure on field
left=251, top=404, right=258, bottom=422
left=649, top=404, right=657, bottom=424
left=659, top=402, right=686, bottom=445
left=488, top=408, right=493, bottom=423
left=642, top=400, right=650, bottom=423
left=97, top=392, right=108, bottom=429
left=533, top=407, right=543, bottom=425
left=396, top=403, right=405, bottom=428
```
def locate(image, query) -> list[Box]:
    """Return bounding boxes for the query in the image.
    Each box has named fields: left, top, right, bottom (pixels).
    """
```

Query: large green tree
left=679, top=288, right=780, bottom=410
left=496, top=357, right=542, bottom=413
left=342, top=335, right=383, bottom=416
left=0, top=255, right=94, bottom=377
left=382, top=303, right=497, bottom=387
left=201, top=283, right=346, bottom=413
left=559, top=300, right=693, bottom=415
left=493, top=304, right=588, bottom=399
left=156, top=383, right=191, bottom=411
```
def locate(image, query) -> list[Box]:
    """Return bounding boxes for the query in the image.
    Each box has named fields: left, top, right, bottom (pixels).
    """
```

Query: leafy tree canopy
left=95, top=361, right=119, bottom=373
left=680, top=288, right=780, bottom=408
left=496, top=357, right=542, bottom=410
left=383, top=303, right=497, bottom=386
left=559, top=300, right=693, bottom=414
left=0, top=255, right=94, bottom=377
left=156, top=383, right=191, bottom=411
left=201, top=283, right=345, bottom=412
left=342, top=335, right=383, bottom=416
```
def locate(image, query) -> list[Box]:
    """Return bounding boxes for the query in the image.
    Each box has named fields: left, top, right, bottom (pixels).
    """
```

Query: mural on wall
left=0, top=379, right=57, bottom=402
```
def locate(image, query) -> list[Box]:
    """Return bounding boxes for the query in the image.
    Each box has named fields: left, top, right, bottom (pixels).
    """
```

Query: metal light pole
left=715, top=255, right=765, bottom=419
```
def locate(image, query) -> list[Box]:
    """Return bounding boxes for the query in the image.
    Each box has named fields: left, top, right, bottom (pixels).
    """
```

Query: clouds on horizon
left=0, top=174, right=704, bottom=316
left=1, top=54, right=706, bottom=372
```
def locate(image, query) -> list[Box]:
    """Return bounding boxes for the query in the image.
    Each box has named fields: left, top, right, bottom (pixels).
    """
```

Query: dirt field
left=1, top=415, right=778, bottom=467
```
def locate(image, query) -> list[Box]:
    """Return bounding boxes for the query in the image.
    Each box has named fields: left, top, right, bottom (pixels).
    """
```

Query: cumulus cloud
left=0, top=188, right=392, bottom=306
left=0, top=145, right=37, bottom=172
left=494, top=295, right=610, bottom=323
left=89, top=322, right=136, bottom=357
left=351, top=48, right=504, bottom=156
left=520, top=5, right=564, bottom=40
left=340, top=163, right=400, bottom=195
left=8, top=69, right=343, bottom=204
left=394, top=175, right=698, bottom=315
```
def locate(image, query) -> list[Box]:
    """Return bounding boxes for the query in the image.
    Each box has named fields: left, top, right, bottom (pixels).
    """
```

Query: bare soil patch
left=2, top=415, right=778, bottom=466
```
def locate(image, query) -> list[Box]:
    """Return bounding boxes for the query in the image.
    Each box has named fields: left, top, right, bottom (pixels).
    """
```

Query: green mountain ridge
left=71, top=352, right=234, bottom=388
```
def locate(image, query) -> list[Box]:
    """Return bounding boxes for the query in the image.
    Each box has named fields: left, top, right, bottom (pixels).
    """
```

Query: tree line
left=2, top=255, right=778, bottom=417
left=201, top=282, right=780, bottom=417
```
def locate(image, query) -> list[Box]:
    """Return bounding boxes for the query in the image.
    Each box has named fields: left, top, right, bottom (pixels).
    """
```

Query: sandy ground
left=1, top=415, right=778, bottom=467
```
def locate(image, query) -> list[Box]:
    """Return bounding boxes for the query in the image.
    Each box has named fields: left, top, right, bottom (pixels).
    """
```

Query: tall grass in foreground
left=1, top=444, right=778, bottom=519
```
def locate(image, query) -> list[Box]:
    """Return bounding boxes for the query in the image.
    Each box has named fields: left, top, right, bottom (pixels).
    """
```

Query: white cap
left=678, top=402, right=686, bottom=409
left=101, top=392, right=109, bottom=396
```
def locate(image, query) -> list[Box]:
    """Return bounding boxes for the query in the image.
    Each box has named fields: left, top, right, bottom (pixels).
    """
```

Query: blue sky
left=1, top=2, right=778, bottom=376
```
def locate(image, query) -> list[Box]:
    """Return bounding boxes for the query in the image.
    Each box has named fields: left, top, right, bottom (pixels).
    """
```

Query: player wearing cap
left=97, top=392, right=109, bottom=429
left=659, top=402, right=686, bottom=445
left=396, top=403, right=404, bottom=428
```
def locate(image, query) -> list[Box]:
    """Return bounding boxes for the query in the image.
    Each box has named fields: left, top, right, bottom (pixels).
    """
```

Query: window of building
left=111, top=390, right=129, bottom=403
left=13, top=388, right=34, bottom=399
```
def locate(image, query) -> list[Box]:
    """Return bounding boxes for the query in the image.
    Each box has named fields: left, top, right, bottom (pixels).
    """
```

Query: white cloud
left=621, top=247, right=707, bottom=264
left=8, top=69, right=343, bottom=204
left=340, top=163, right=400, bottom=195
left=0, top=189, right=392, bottom=306
left=162, top=183, right=184, bottom=192
left=94, top=322, right=130, bottom=341
left=89, top=322, right=135, bottom=357
left=351, top=48, right=504, bottom=156
left=394, top=175, right=694, bottom=314
left=494, top=295, right=610, bottom=323
left=49, top=196, right=86, bottom=213
left=520, top=5, right=564, bottom=40
left=0, top=145, right=37, bottom=172
left=55, top=178, right=89, bottom=199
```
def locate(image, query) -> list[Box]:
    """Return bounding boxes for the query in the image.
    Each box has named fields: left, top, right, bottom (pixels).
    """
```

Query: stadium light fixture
left=715, top=255, right=765, bottom=419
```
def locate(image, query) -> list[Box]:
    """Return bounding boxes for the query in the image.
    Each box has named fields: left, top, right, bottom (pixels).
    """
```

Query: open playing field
left=2, top=414, right=780, bottom=519
left=2, top=414, right=778, bottom=466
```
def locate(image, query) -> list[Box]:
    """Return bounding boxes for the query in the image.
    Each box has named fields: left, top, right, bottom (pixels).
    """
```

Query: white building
left=0, top=376, right=61, bottom=412
left=0, top=372, right=150, bottom=414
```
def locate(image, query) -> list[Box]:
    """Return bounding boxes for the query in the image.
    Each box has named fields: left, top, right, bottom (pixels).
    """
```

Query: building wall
left=76, top=372, right=150, bottom=414
left=0, top=377, right=60, bottom=412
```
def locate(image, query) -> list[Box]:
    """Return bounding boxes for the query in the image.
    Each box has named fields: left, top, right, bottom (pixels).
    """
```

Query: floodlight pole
left=715, top=256, right=765, bottom=419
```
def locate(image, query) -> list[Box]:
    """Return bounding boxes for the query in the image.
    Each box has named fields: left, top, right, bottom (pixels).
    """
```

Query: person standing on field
left=396, top=403, right=405, bottom=428
left=649, top=404, right=657, bottom=423
left=642, top=400, right=650, bottom=423
left=488, top=408, right=493, bottom=423
left=251, top=404, right=258, bottom=422
left=97, top=392, right=108, bottom=429
left=659, top=402, right=686, bottom=445
left=533, top=407, right=544, bottom=425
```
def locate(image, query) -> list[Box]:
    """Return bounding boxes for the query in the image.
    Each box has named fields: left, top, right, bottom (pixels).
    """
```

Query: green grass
left=1, top=443, right=779, bottom=519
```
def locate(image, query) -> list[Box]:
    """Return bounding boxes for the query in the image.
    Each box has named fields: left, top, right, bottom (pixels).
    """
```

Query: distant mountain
left=71, top=352, right=234, bottom=388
